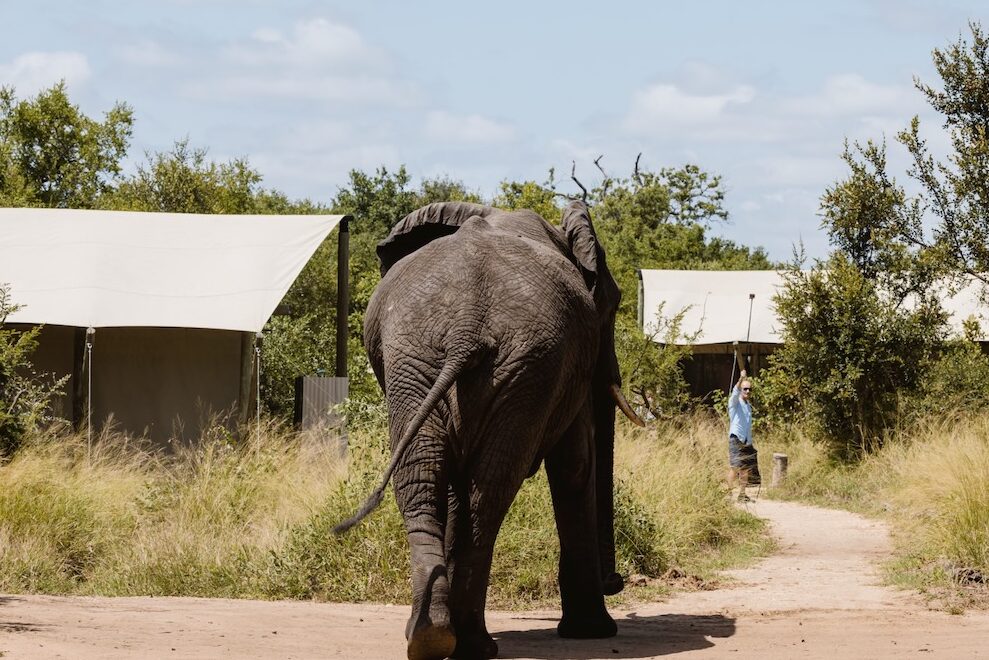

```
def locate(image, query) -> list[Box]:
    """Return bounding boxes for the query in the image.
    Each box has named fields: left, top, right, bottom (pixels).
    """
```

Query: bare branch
left=571, top=160, right=588, bottom=203
left=633, top=152, right=643, bottom=185
left=594, top=154, right=612, bottom=198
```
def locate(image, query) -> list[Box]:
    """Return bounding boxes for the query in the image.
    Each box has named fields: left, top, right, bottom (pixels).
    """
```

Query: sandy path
left=1, top=499, right=987, bottom=659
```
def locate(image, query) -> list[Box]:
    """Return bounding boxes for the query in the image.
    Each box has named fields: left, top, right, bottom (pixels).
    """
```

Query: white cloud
left=748, top=155, right=845, bottom=188
left=228, top=18, right=384, bottom=72
left=195, top=17, right=417, bottom=106
left=782, top=73, right=916, bottom=118
left=423, top=111, right=516, bottom=144
left=623, top=83, right=756, bottom=132
left=0, top=51, right=90, bottom=95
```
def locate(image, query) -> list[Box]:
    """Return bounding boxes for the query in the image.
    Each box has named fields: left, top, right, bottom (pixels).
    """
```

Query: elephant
left=335, top=200, right=643, bottom=660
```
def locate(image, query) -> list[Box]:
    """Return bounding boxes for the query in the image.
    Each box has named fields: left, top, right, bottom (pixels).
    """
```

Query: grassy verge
left=759, top=414, right=989, bottom=611
left=0, top=414, right=771, bottom=608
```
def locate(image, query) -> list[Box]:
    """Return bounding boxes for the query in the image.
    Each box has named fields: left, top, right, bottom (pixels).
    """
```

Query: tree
left=762, top=140, right=948, bottom=458
left=587, top=158, right=772, bottom=321
left=492, top=171, right=562, bottom=221
left=820, top=139, right=939, bottom=301
left=895, top=22, right=989, bottom=287
left=615, top=304, right=696, bottom=419
left=765, top=255, right=946, bottom=459
left=0, top=82, right=132, bottom=208
left=109, top=140, right=262, bottom=214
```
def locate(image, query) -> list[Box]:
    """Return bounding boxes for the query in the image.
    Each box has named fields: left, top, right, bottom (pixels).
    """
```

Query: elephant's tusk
left=610, top=384, right=646, bottom=427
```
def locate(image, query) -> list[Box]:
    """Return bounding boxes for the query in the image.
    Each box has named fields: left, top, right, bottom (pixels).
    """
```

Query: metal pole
left=86, top=327, right=95, bottom=456
left=729, top=340, right=739, bottom=392
left=744, top=293, right=755, bottom=373
left=255, top=332, right=262, bottom=445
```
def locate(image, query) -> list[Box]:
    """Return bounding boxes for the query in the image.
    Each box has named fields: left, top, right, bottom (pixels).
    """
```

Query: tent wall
left=92, top=328, right=243, bottom=443
left=15, top=325, right=245, bottom=444
left=682, top=344, right=777, bottom=400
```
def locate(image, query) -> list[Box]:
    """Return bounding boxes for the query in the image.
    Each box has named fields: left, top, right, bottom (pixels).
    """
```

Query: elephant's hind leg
left=446, top=448, right=535, bottom=659
left=393, top=425, right=456, bottom=660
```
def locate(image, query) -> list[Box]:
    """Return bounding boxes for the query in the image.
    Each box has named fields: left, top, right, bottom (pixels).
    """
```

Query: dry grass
left=0, top=414, right=771, bottom=608
left=761, top=413, right=989, bottom=610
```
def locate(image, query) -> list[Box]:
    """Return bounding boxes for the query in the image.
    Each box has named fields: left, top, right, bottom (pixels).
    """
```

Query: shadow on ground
left=0, top=620, right=45, bottom=633
left=495, top=613, right=735, bottom=659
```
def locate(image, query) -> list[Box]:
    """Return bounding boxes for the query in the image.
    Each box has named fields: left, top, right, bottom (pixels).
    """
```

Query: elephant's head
left=561, top=200, right=642, bottom=595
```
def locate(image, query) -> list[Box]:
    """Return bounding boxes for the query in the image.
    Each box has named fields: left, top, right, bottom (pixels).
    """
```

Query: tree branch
left=594, top=154, right=611, bottom=198
left=570, top=161, right=588, bottom=203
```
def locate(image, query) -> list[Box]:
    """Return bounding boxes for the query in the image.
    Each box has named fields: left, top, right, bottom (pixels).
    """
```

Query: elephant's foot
left=452, top=632, right=498, bottom=660
left=453, top=615, right=498, bottom=660
left=451, top=630, right=498, bottom=659
left=407, top=621, right=457, bottom=660
left=602, top=571, right=624, bottom=596
left=557, top=611, right=618, bottom=639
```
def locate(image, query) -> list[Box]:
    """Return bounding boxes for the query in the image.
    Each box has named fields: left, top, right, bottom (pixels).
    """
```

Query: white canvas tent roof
left=639, top=269, right=989, bottom=345
left=0, top=208, right=344, bottom=333
left=639, top=270, right=784, bottom=344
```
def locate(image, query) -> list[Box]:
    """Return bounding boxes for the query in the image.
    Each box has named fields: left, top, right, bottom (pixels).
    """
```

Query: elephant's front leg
left=546, top=408, right=618, bottom=639
left=394, top=430, right=456, bottom=660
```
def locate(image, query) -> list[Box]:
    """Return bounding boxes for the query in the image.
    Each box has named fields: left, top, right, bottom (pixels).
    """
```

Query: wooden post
left=72, top=327, right=86, bottom=430
left=772, top=452, right=789, bottom=487
left=237, top=331, right=255, bottom=429
left=335, top=216, right=351, bottom=379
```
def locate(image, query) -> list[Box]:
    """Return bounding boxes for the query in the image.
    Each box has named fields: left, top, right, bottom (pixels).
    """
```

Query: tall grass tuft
left=886, top=415, right=989, bottom=575
left=615, top=414, right=771, bottom=576
left=0, top=430, right=148, bottom=592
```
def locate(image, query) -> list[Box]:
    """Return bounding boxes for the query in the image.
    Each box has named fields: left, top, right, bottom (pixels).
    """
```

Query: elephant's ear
left=376, top=202, right=496, bottom=275
left=560, top=201, right=599, bottom=291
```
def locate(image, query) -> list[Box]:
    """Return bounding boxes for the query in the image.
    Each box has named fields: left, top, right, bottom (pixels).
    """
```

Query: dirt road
left=1, top=499, right=987, bottom=659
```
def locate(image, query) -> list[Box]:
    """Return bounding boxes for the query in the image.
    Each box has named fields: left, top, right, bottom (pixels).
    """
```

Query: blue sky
left=3, top=1, right=987, bottom=260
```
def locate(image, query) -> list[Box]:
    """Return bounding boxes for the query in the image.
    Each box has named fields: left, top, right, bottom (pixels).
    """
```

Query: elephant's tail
left=332, top=352, right=467, bottom=535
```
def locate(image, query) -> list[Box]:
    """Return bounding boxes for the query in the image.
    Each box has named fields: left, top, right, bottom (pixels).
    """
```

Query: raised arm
left=728, top=369, right=746, bottom=410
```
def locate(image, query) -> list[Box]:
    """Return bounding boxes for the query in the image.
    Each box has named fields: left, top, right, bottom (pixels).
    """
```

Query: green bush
left=616, top=304, right=696, bottom=419
left=901, top=330, right=989, bottom=420
left=762, top=256, right=946, bottom=459
left=0, top=285, right=68, bottom=456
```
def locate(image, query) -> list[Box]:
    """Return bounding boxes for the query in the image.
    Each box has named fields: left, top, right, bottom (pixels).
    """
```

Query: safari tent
left=638, top=269, right=988, bottom=398
left=1, top=207, right=350, bottom=443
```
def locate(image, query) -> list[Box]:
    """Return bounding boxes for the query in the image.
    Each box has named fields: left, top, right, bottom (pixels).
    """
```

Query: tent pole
left=86, top=327, right=95, bottom=456
left=335, top=216, right=352, bottom=379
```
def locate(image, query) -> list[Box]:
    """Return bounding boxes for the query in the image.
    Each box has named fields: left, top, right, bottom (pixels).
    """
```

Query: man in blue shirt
left=728, top=369, right=760, bottom=502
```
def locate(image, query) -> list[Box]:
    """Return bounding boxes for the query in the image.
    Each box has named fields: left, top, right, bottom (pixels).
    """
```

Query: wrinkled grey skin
left=341, top=200, right=625, bottom=660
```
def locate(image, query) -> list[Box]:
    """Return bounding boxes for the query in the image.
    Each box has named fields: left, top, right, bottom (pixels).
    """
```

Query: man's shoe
left=737, top=493, right=753, bottom=503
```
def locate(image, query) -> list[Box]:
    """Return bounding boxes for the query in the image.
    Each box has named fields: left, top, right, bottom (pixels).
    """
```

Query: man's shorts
left=729, top=434, right=761, bottom=484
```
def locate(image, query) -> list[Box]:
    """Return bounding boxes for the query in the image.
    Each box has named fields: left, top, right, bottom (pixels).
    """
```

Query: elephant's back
left=376, top=217, right=597, bottom=375
left=366, top=218, right=597, bottom=455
